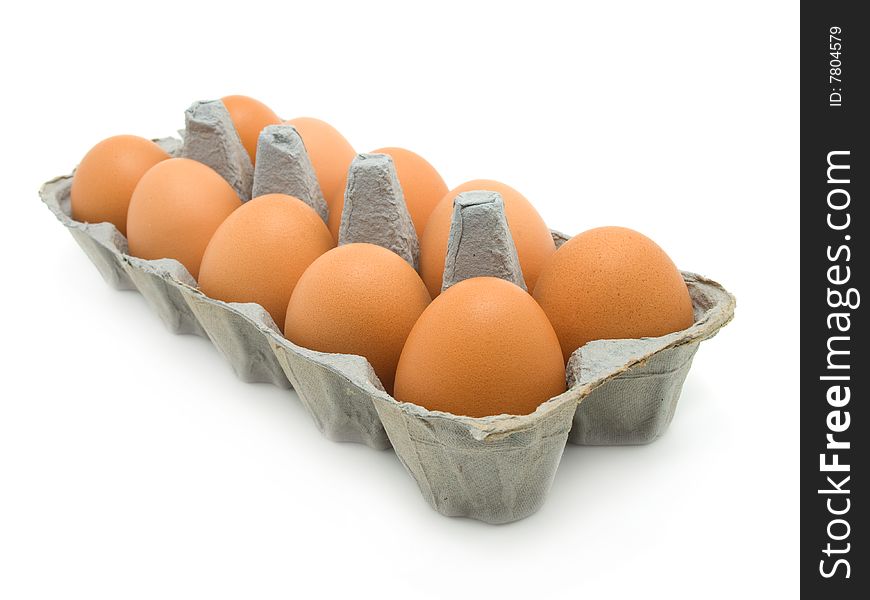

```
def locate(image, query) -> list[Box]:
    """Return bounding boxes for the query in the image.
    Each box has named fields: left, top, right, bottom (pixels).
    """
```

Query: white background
left=1, top=1, right=799, bottom=598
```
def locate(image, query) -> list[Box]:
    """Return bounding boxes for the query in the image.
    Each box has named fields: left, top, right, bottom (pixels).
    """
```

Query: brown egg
left=371, top=147, right=448, bottom=235
left=126, top=158, right=241, bottom=279
left=533, top=226, right=695, bottom=362
left=198, top=194, right=334, bottom=326
left=284, top=243, right=431, bottom=393
left=419, top=180, right=556, bottom=298
left=325, top=187, right=346, bottom=242
left=394, top=277, right=566, bottom=417
left=221, top=95, right=282, bottom=165
left=70, top=135, right=170, bottom=236
left=286, top=117, right=356, bottom=240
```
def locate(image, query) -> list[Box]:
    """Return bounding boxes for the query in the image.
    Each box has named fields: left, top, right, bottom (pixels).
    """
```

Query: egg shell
left=70, top=135, right=170, bottom=236
left=198, top=194, right=334, bottom=327
left=419, top=180, right=556, bottom=298
left=371, top=147, right=448, bottom=236
left=286, top=117, right=356, bottom=240
left=533, top=226, right=695, bottom=362
left=284, top=243, right=431, bottom=393
left=394, top=276, right=566, bottom=417
left=221, top=95, right=281, bottom=166
left=126, top=158, right=241, bottom=279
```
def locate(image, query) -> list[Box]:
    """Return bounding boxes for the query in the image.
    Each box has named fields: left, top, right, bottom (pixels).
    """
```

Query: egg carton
left=41, top=120, right=735, bottom=523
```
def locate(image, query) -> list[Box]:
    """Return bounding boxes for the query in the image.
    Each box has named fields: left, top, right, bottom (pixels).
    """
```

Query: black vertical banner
left=802, top=2, right=867, bottom=596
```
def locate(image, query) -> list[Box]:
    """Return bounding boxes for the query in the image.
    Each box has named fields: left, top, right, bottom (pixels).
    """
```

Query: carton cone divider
left=337, top=153, right=419, bottom=269
left=252, top=124, right=328, bottom=222
left=181, top=99, right=254, bottom=201
left=441, top=191, right=526, bottom=293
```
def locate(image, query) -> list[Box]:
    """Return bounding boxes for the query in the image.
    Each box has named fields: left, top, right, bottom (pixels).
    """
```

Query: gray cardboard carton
left=41, top=136, right=735, bottom=523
